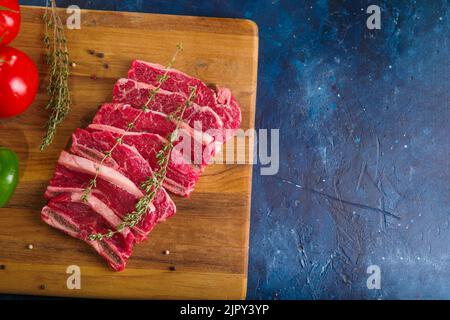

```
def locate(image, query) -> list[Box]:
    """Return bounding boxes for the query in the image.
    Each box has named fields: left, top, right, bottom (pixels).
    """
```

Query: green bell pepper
left=0, top=147, right=19, bottom=207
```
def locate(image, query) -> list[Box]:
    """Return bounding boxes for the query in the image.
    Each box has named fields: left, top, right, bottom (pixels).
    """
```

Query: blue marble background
left=11, top=0, right=450, bottom=299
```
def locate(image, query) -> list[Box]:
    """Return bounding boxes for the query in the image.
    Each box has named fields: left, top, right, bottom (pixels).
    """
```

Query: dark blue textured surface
left=12, top=0, right=450, bottom=299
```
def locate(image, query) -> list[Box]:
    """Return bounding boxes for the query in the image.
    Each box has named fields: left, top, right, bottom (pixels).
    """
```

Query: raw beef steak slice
left=42, top=193, right=134, bottom=271
left=45, top=151, right=163, bottom=242
left=128, top=60, right=241, bottom=140
left=46, top=165, right=152, bottom=242
left=113, top=78, right=224, bottom=135
left=86, top=124, right=200, bottom=197
left=71, top=128, right=176, bottom=221
left=92, top=103, right=218, bottom=167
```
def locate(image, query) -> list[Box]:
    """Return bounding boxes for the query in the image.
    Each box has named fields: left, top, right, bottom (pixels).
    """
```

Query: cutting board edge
left=22, top=5, right=259, bottom=37
left=0, top=260, right=248, bottom=299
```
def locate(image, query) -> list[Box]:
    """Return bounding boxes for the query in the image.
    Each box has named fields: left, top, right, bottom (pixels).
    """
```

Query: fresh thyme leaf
left=40, top=0, right=71, bottom=151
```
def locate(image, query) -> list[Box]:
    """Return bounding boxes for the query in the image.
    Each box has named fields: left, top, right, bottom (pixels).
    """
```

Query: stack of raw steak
left=41, top=60, right=241, bottom=271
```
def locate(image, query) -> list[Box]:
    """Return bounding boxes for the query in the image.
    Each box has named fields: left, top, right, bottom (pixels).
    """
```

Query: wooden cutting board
left=0, top=6, right=257, bottom=299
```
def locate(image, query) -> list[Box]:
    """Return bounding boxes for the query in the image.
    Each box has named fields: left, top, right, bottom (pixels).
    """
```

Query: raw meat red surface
left=45, top=152, right=160, bottom=243
left=92, top=103, right=219, bottom=168
left=42, top=193, right=134, bottom=271
left=128, top=60, right=241, bottom=141
left=71, top=128, right=176, bottom=221
left=41, top=60, right=241, bottom=271
left=85, top=124, right=201, bottom=197
left=113, top=78, right=224, bottom=136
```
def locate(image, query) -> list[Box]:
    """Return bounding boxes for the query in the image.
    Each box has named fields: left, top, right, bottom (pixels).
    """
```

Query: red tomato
left=0, top=46, right=39, bottom=118
left=0, top=0, right=20, bottom=45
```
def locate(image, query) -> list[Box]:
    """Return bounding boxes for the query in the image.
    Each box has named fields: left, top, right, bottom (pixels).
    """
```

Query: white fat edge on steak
left=56, top=152, right=160, bottom=230
left=58, top=151, right=147, bottom=200
left=133, top=60, right=195, bottom=79
left=115, top=77, right=182, bottom=98
left=41, top=206, right=80, bottom=237
left=128, top=61, right=239, bottom=141
left=70, top=192, right=128, bottom=233
left=104, top=103, right=215, bottom=147
left=72, top=132, right=140, bottom=173
left=141, top=108, right=216, bottom=147
left=71, top=129, right=180, bottom=209
left=87, top=124, right=206, bottom=171
left=87, top=124, right=200, bottom=196
left=114, top=78, right=225, bottom=128
left=130, top=60, right=238, bottom=118
left=45, top=185, right=152, bottom=239
left=45, top=186, right=138, bottom=239
left=70, top=131, right=178, bottom=221
left=41, top=205, right=128, bottom=268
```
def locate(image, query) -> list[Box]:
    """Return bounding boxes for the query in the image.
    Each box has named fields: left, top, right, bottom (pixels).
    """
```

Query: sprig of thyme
left=89, top=86, right=197, bottom=241
left=81, top=43, right=184, bottom=203
left=40, top=0, right=71, bottom=150
left=0, top=5, right=19, bottom=12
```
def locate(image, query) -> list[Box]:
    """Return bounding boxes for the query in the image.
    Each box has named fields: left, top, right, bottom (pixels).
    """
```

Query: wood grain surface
left=0, top=6, right=258, bottom=299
